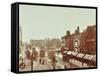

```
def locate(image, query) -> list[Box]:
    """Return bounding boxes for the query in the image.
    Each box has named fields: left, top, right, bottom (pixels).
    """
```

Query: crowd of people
left=19, top=44, right=51, bottom=70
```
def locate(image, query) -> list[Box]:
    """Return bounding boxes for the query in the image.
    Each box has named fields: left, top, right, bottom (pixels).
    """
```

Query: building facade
left=61, top=25, right=96, bottom=54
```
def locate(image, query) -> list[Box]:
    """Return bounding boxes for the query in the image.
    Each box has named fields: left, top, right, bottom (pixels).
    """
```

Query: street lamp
left=30, top=47, right=37, bottom=71
left=52, top=56, right=57, bottom=70
left=30, top=54, right=35, bottom=71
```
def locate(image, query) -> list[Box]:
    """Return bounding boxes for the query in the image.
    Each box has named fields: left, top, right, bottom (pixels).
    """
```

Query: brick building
left=61, top=30, right=73, bottom=51
left=83, top=25, right=96, bottom=54
left=73, top=27, right=81, bottom=52
left=61, top=25, right=96, bottom=54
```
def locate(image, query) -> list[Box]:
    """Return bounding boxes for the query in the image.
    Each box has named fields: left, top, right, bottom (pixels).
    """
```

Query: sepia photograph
left=18, top=3, right=97, bottom=72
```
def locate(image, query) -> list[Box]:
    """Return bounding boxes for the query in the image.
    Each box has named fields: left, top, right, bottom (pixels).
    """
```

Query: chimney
left=77, top=26, right=79, bottom=33
left=66, top=30, right=70, bottom=36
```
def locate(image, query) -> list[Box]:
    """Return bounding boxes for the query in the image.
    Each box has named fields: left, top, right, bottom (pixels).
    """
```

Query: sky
left=19, top=4, right=96, bottom=42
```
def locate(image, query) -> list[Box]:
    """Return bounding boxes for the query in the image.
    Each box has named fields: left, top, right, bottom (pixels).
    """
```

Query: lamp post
left=52, top=56, right=57, bottom=70
left=30, top=55, right=35, bottom=71
left=30, top=47, right=37, bottom=71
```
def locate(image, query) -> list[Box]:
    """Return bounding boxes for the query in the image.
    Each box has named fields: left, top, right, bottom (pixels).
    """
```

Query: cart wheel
left=19, top=62, right=26, bottom=69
